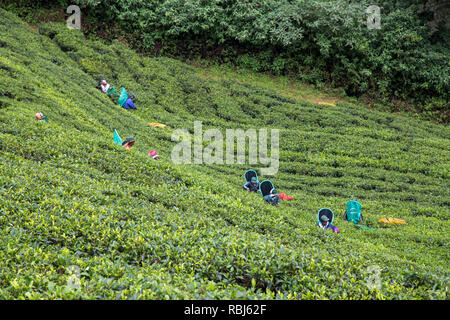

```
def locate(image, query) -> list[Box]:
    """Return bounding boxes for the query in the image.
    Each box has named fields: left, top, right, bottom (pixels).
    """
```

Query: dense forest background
left=2, top=0, right=449, bottom=121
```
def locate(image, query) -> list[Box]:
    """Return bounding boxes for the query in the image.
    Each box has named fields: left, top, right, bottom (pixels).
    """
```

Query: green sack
left=107, top=86, right=119, bottom=98
left=345, top=200, right=362, bottom=224
left=117, top=87, right=128, bottom=107
left=113, top=129, right=123, bottom=146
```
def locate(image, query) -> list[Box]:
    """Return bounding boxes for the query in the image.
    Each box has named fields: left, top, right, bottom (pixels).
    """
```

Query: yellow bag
left=378, top=217, right=406, bottom=225
left=149, top=122, right=167, bottom=128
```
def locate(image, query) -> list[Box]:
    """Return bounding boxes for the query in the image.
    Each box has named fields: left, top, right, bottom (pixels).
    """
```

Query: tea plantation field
left=0, top=9, right=449, bottom=299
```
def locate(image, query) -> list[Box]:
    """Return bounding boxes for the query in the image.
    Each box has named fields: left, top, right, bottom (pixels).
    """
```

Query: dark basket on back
left=244, top=169, right=258, bottom=183
left=259, top=180, right=274, bottom=197
left=318, top=208, right=334, bottom=224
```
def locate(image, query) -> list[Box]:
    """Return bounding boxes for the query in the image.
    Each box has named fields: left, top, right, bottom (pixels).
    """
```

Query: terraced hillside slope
left=0, top=9, right=449, bottom=299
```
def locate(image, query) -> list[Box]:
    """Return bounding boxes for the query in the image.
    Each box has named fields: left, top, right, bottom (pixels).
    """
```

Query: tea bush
left=0, top=9, right=449, bottom=299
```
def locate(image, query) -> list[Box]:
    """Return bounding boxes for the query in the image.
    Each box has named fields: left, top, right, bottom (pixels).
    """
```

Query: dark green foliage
left=1, top=0, right=448, bottom=119
left=0, top=9, right=449, bottom=299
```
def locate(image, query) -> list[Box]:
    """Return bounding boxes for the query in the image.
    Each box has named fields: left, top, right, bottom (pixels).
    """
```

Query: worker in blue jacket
left=243, top=176, right=260, bottom=192
left=263, top=188, right=280, bottom=206
left=122, top=93, right=137, bottom=110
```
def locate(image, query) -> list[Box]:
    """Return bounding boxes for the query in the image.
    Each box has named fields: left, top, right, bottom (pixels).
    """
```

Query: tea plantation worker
left=243, top=176, right=259, bottom=192
left=122, top=93, right=138, bottom=110
left=317, top=215, right=340, bottom=233
left=263, top=188, right=280, bottom=206
left=96, top=80, right=110, bottom=94
left=149, top=149, right=160, bottom=160
left=122, top=137, right=136, bottom=149
left=35, top=112, right=48, bottom=122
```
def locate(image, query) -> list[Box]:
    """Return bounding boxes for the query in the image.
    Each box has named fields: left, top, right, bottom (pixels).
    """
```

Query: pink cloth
left=279, top=193, right=294, bottom=200
left=149, top=150, right=159, bottom=159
